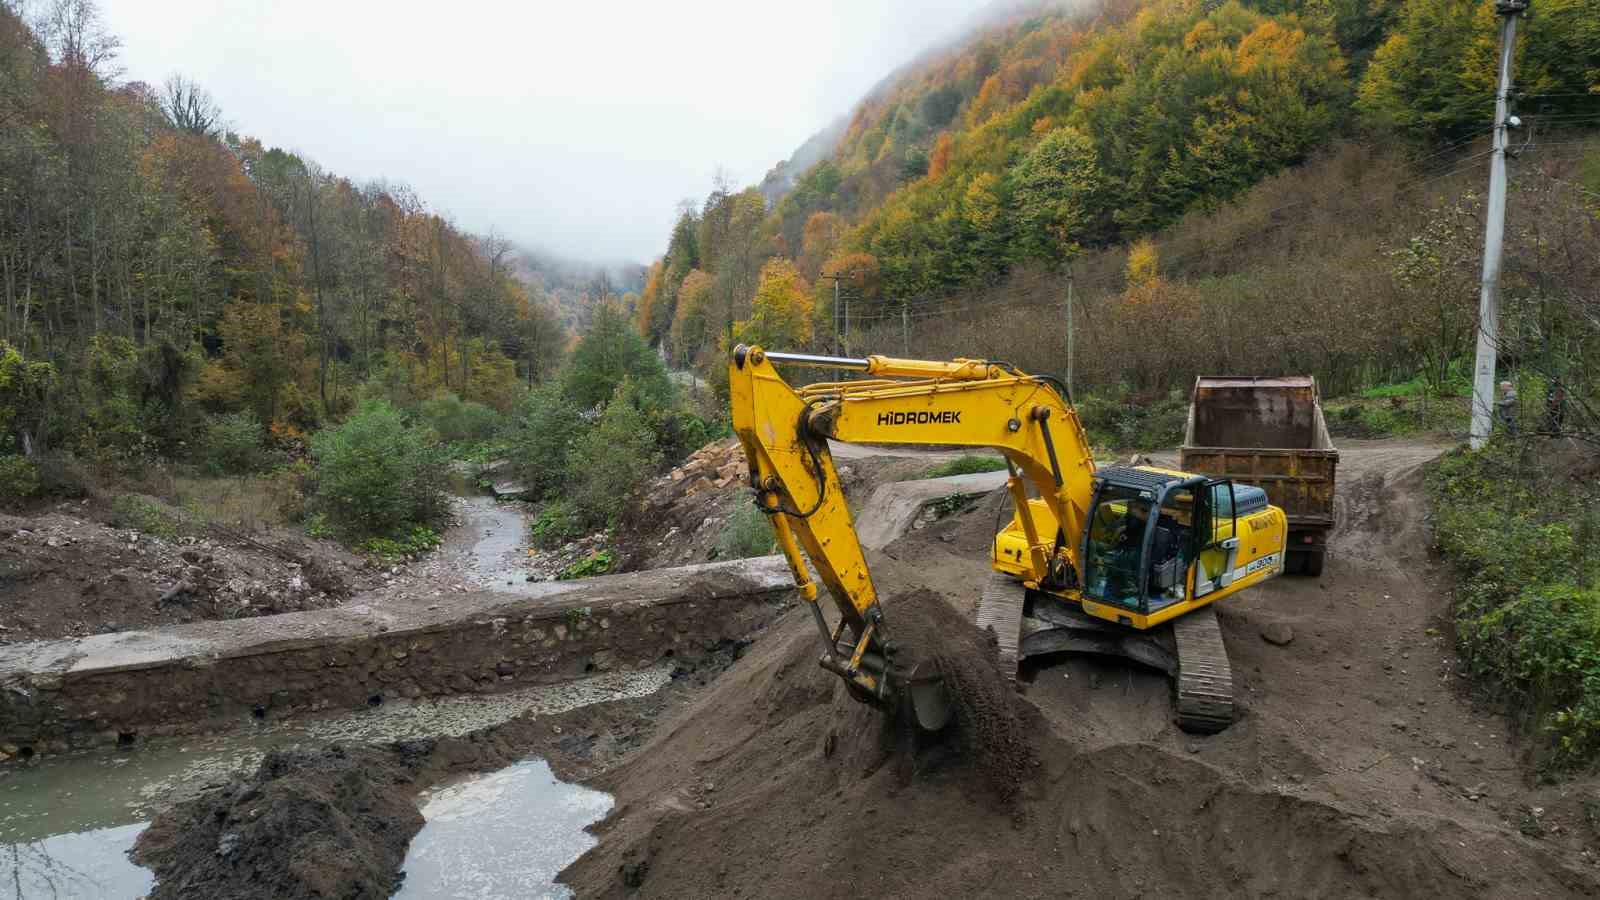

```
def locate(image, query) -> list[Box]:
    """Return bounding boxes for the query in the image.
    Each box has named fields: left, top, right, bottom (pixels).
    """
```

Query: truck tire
left=1303, top=550, right=1325, bottom=577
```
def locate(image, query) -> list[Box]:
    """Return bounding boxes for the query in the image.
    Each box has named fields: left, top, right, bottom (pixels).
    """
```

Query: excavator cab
left=1078, top=467, right=1268, bottom=627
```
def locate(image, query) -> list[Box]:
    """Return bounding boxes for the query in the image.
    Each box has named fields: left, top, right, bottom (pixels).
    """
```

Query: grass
left=1326, top=395, right=1469, bottom=439
left=359, top=525, right=442, bottom=560
left=1429, top=441, right=1600, bottom=768
left=169, top=474, right=295, bottom=531
left=109, top=494, right=182, bottom=540
left=920, top=455, right=1007, bottom=479
left=716, top=502, right=777, bottom=559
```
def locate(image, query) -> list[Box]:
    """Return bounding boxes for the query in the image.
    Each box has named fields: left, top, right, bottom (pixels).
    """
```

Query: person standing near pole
left=1498, top=380, right=1518, bottom=436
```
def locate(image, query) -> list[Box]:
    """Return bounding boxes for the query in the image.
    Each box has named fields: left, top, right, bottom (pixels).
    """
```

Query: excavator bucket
left=905, top=666, right=954, bottom=732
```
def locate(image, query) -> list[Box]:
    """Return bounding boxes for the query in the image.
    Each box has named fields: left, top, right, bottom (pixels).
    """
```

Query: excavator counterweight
left=729, top=345, right=1289, bottom=733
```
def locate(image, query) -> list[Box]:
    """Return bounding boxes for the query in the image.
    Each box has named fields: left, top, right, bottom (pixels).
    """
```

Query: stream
left=0, top=494, right=645, bottom=899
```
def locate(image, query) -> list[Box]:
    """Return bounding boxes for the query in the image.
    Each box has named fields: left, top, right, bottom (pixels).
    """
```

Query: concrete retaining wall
left=0, top=557, right=794, bottom=754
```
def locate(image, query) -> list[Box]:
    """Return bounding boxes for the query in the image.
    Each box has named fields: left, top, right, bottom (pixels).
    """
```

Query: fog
left=102, top=1, right=999, bottom=264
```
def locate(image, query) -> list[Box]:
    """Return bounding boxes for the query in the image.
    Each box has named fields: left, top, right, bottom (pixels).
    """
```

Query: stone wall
left=0, top=557, right=794, bottom=755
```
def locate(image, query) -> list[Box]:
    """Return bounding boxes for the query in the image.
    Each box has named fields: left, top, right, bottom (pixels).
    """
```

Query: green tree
left=310, top=399, right=449, bottom=538
left=0, top=341, right=55, bottom=453
left=563, top=302, right=674, bottom=413
left=565, top=393, right=661, bottom=529
left=1009, top=127, right=1108, bottom=262
left=507, top=384, right=583, bottom=501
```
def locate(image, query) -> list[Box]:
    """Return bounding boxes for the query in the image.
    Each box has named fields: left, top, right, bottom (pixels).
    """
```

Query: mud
left=0, top=506, right=369, bottom=643
left=556, top=439, right=1600, bottom=899
left=887, top=589, right=1033, bottom=807
left=133, top=745, right=425, bottom=900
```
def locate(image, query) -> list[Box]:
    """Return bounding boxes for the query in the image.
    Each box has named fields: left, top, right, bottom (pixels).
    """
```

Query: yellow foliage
left=738, top=258, right=813, bottom=349
left=1126, top=239, right=1159, bottom=288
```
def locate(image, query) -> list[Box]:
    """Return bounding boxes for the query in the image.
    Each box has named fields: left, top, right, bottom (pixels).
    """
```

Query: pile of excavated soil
left=886, top=588, right=1033, bottom=807
left=559, top=446, right=1600, bottom=898
left=134, top=745, right=425, bottom=900
left=561, top=602, right=1599, bottom=899
left=0, top=506, right=369, bottom=642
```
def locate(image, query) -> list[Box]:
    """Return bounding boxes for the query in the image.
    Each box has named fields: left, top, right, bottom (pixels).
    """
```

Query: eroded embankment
left=0, top=556, right=794, bottom=754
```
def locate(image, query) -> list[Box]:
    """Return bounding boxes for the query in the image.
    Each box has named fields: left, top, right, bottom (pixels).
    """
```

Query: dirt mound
left=133, top=745, right=425, bottom=900
left=0, top=506, right=367, bottom=642
left=560, top=592, right=1600, bottom=899
left=887, top=588, right=1033, bottom=806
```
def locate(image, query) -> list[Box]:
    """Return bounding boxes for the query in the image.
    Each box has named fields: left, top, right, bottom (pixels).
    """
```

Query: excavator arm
left=728, top=344, right=1097, bottom=724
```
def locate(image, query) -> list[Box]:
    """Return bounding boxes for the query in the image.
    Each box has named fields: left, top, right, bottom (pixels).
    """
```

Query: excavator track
left=1171, top=604, right=1235, bottom=733
left=975, top=571, right=1026, bottom=677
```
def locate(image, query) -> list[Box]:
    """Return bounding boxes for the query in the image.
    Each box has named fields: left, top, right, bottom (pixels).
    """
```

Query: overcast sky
left=102, top=1, right=993, bottom=264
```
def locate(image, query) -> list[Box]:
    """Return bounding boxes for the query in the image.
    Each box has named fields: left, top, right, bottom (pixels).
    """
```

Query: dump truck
left=1180, top=376, right=1338, bottom=577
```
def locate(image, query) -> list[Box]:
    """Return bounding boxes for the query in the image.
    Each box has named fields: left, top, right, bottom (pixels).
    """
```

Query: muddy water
left=0, top=492, right=655, bottom=897
left=397, top=759, right=610, bottom=899
left=0, top=668, right=667, bottom=897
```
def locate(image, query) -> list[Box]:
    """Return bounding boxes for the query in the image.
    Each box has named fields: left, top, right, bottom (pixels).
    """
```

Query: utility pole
left=901, top=301, right=910, bottom=356
left=819, top=274, right=844, bottom=356
left=1469, top=0, right=1526, bottom=449
left=1064, top=264, right=1076, bottom=399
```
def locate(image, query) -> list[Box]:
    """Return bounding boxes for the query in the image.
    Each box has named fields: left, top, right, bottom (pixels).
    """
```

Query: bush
left=507, top=386, right=583, bottom=502
left=565, top=399, right=661, bottom=530
left=1430, top=443, right=1600, bottom=767
left=920, top=455, right=1007, bottom=479
left=359, top=525, right=442, bottom=560
left=1076, top=391, right=1187, bottom=450
left=715, top=502, right=776, bottom=560
left=0, top=454, right=40, bottom=500
left=530, top=499, right=584, bottom=549
left=111, top=494, right=181, bottom=539
left=557, top=549, right=614, bottom=580
left=418, top=391, right=503, bottom=446
left=202, top=412, right=265, bottom=476
left=309, top=400, right=450, bottom=540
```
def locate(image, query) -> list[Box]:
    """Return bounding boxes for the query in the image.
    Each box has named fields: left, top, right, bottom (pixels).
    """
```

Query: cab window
left=1083, top=485, right=1151, bottom=611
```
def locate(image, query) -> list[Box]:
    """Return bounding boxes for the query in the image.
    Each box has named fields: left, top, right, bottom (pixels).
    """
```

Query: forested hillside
left=0, top=1, right=584, bottom=459
left=638, top=0, right=1599, bottom=410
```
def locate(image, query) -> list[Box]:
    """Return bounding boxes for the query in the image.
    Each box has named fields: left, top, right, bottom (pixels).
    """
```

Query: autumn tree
left=736, top=259, right=813, bottom=349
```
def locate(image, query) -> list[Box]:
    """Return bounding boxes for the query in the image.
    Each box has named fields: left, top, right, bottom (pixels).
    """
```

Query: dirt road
left=560, top=437, right=1600, bottom=898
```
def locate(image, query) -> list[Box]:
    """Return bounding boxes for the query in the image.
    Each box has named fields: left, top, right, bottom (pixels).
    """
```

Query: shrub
left=359, top=525, right=442, bottom=560
left=418, top=391, right=503, bottom=445
left=1076, top=391, right=1187, bottom=450
left=557, top=549, right=614, bottom=580
left=921, top=455, right=1007, bottom=479
left=565, top=399, right=661, bottom=530
left=310, top=400, right=449, bottom=539
left=111, top=494, right=182, bottom=539
left=202, top=412, right=265, bottom=476
left=0, top=455, right=40, bottom=500
left=507, top=386, right=583, bottom=502
left=1429, top=443, right=1600, bottom=767
left=530, top=500, right=584, bottom=549
left=716, top=502, right=776, bottom=560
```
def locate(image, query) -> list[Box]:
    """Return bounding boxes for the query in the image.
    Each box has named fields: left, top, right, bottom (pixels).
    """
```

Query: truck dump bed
left=1180, top=376, right=1338, bottom=530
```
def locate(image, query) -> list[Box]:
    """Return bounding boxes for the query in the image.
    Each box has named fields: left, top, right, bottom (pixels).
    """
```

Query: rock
left=1260, top=622, right=1294, bottom=646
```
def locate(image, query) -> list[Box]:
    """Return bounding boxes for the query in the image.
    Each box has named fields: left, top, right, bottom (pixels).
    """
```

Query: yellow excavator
left=729, top=345, right=1288, bottom=733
